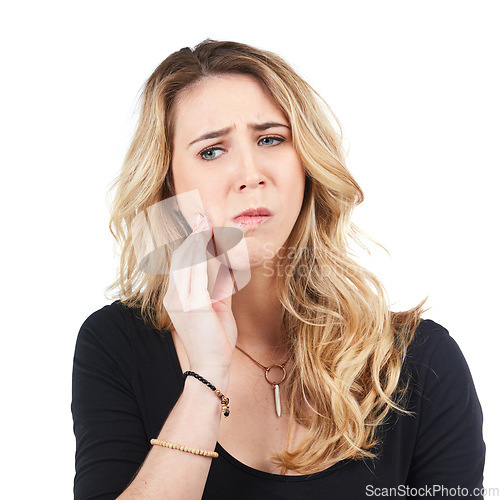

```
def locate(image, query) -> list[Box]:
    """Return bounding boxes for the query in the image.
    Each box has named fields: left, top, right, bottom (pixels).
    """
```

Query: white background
left=2, top=1, right=498, bottom=497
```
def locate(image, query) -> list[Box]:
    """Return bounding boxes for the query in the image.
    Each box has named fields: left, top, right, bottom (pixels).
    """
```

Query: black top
left=72, top=300, right=485, bottom=499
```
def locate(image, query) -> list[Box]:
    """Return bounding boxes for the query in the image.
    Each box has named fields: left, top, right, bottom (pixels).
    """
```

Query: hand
left=163, top=215, right=238, bottom=387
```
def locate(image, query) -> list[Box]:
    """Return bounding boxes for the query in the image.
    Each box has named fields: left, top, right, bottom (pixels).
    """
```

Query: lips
left=232, top=207, right=273, bottom=228
left=233, top=207, right=272, bottom=218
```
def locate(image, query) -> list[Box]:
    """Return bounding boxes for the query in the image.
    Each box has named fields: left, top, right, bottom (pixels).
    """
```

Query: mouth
left=231, top=207, right=273, bottom=228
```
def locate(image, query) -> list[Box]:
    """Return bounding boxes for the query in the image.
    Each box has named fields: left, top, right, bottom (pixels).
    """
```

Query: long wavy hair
left=106, top=39, right=428, bottom=474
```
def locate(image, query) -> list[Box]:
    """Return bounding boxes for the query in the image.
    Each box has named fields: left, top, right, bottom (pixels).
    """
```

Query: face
left=171, top=74, right=305, bottom=269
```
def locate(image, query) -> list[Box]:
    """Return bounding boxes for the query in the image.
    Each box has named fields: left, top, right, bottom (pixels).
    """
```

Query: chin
left=214, top=235, right=275, bottom=271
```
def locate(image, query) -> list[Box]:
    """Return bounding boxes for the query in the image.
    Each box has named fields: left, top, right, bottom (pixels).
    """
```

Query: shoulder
left=404, top=318, right=473, bottom=383
left=402, top=318, right=482, bottom=418
left=74, top=300, right=175, bottom=376
left=79, top=299, right=142, bottom=333
left=74, top=300, right=149, bottom=372
left=405, top=318, right=451, bottom=359
left=77, top=300, right=157, bottom=343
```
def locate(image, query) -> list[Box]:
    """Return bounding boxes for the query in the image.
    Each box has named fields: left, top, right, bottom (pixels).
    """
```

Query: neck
left=231, top=264, right=286, bottom=358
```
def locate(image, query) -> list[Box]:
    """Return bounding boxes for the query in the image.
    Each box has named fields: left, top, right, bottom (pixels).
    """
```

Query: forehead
left=172, top=74, right=287, bottom=138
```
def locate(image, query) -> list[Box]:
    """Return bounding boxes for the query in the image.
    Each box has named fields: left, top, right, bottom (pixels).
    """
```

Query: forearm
left=118, top=372, right=230, bottom=500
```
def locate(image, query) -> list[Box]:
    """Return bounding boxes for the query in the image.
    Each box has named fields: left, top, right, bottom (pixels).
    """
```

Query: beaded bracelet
left=183, top=370, right=230, bottom=417
left=150, top=438, right=218, bottom=458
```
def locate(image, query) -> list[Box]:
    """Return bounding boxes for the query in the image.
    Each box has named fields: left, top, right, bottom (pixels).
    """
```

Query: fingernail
left=193, top=213, right=211, bottom=233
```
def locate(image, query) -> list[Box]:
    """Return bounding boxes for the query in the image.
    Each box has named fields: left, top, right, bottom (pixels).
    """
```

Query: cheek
left=282, top=163, right=305, bottom=207
left=172, top=162, right=215, bottom=203
left=171, top=167, right=223, bottom=224
left=194, top=186, right=228, bottom=225
left=171, top=165, right=196, bottom=194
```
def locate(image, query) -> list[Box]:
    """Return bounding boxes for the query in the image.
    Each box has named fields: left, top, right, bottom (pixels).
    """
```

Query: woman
left=72, top=40, right=485, bottom=499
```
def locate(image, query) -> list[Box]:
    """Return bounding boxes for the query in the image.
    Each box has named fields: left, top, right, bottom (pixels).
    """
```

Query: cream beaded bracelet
left=150, top=438, right=219, bottom=458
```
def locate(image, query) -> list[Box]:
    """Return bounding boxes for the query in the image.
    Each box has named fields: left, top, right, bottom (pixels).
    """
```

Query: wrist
left=187, top=366, right=231, bottom=393
left=183, top=372, right=231, bottom=419
left=187, top=372, right=231, bottom=418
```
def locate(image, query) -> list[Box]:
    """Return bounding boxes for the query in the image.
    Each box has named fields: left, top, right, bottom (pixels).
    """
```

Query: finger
left=186, top=226, right=215, bottom=310
left=211, top=264, right=236, bottom=304
left=170, top=216, right=214, bottom=312
left=169, top=214, right=212, bottom=281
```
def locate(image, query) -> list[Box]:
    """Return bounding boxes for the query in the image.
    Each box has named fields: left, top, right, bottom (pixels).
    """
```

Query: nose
left=238, top=175, right=265, bottom=191
left=233, top=146, right=266, bottom=192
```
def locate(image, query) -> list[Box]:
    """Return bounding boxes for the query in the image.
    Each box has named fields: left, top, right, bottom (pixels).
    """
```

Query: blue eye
left=199, top=137, right=283, bottom=161
left=199, top=147, right=224, bottom=161
left=258, top=136, right=284, bottom=146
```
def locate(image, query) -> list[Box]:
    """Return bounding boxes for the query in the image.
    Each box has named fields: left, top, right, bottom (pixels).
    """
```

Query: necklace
left=235, top=345, right=293, bottom=418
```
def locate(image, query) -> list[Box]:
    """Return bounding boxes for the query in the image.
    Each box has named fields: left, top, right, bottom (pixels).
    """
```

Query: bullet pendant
left=234, top=347, right=291, bottom=419
left=274, top=384, right=281, bottom=417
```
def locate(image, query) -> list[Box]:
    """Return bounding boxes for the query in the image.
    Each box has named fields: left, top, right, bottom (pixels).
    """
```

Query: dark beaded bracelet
left=183, top=370, right=230, bottom=417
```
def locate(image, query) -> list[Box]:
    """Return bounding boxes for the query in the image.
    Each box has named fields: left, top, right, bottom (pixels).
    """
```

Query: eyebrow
left=187, top=122, right=290, bottom=148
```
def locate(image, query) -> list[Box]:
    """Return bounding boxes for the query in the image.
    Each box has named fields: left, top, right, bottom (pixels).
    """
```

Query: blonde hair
left=106, top=39, right=428, bottom=474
